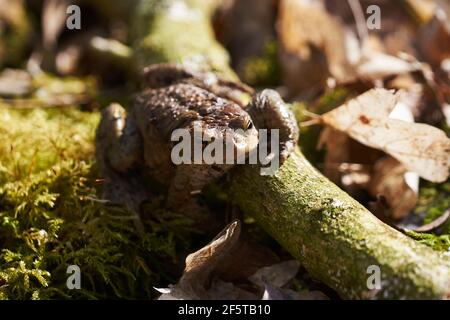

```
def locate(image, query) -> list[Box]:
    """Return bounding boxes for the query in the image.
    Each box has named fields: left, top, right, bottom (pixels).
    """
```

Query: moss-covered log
left=132, top=0, right=236, bottom=79
left=133, top=0, right=450, bottom=299
left=232, top=151, right=450, bottom=299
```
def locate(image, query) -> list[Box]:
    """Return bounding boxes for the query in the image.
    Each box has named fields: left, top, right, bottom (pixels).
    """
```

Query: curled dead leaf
left=158, top=220, right=248, bottom=300
left=156, top=221, right=316, bottom=300
left=408, top=209, right=450, bottom=233
left=182, top=220, right=241, bottom=283
left=321, top=88, right=450, bottom=182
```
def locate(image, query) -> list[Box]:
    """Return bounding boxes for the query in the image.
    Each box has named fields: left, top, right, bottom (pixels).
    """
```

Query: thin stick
left=302, top=109, right=321, bottom=119
left=348, top=0, right=369, bottom=48
left=299, top=118, right=321, bottom=127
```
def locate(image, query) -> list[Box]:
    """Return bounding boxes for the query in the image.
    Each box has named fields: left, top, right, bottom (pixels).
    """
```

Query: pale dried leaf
left=321, top=89, right=450, bottom=182
left=0, top=69, right=32, bottom=97
left=322, top=88, right=398, bottom=122
left=248, top=260, right=300, bottom=288
left=443, top=103, right=450, bottom=126
left=357, top=52, right=418, bottom=80
left=154, top=287, right=171, bottom=294
left=262, top=284, right=329, bottom=300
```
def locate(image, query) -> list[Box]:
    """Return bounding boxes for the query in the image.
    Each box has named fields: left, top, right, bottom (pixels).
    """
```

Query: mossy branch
left=232, top=151, right=450, bottom=299
left=133, top=0, right=450, bottom=299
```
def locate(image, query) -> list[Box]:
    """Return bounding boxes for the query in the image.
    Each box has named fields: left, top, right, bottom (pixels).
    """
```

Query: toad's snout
left=231, top=126, right=259, bottom=155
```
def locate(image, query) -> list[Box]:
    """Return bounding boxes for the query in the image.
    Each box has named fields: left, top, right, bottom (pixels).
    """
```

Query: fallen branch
left=133, top=0, right=450, bottom=299
left=231, top=151, right=450, bottom=299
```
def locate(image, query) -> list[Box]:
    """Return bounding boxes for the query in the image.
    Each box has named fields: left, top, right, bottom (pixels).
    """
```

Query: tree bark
left=132, top=0, right=450, bottom=299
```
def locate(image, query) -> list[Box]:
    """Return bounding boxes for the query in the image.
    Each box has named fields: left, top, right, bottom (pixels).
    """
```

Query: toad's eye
left=229, top=118, right=245, bottom=130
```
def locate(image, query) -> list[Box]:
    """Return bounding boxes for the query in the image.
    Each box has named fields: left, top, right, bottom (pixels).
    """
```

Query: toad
left=96, top=64, right=298, bottom=226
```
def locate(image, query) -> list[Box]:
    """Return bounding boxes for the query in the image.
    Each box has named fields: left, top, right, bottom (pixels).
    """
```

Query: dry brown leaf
left=369, top=157, right=418, bottom=220
left=183, top=220, right=241, bottom=282
left=317, top=127, right=351, bottom=183
left=277, top=0, right=355, bottom=96
left=317, top=126, right=383, bottom=185
left=157, top=220, right=248, bottom=300
left=156, top=221, right=307, bottom=300
left=318, top=131, right=418, bottom=220
left=417, top=10, right=450, bottom=67
left=214, top=239, right=279, bottom=282
left=157, top=221, right=277, bottom=300
left=321, top=88, right=450, bottom=182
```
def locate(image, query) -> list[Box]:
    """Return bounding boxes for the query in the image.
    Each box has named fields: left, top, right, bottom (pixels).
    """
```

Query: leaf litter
left=320, top=88, right=450, bottom=183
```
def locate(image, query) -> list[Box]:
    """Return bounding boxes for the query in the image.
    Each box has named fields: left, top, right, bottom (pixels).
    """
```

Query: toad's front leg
left=96, top=104, right=148, bottom=228
left=167, top=163, right=233, bottom=231
left=247, top=89, right=299, bottom=163
left=96, top=103, right=142, bottom=173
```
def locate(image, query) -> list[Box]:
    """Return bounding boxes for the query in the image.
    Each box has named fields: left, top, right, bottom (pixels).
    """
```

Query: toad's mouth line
left=170, top=125, right=282, bottom=175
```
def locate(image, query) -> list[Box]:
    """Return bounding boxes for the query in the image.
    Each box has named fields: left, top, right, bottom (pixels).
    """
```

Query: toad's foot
left=101, top=168, right=151, bottom=233
left=248, top=89, right=299, bottom=163
left=167, top=164, right=232, bottom=233
left=96, top=103, right=146, bottom=231
left=96, top=103, right=142, bottom=173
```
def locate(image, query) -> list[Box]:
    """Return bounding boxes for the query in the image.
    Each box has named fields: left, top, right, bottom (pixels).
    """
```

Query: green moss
left=311, top=87, right=350, bottom=114
left=0, top=108, right=97, bottom=182
left=292, top=88, right=350, bottom=164
left=414, top=181, right=450, bottom=233
left=0, top=107, right=194, bottom=299
left=289, top=102, right=323, bottom=164
left=403, top=181, right=450, bottom=252
left=241, top=41, right=281, bottom=88
left=31, top=73, right=98, bottom=103
left=404, top=231, right=450, bottom=252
